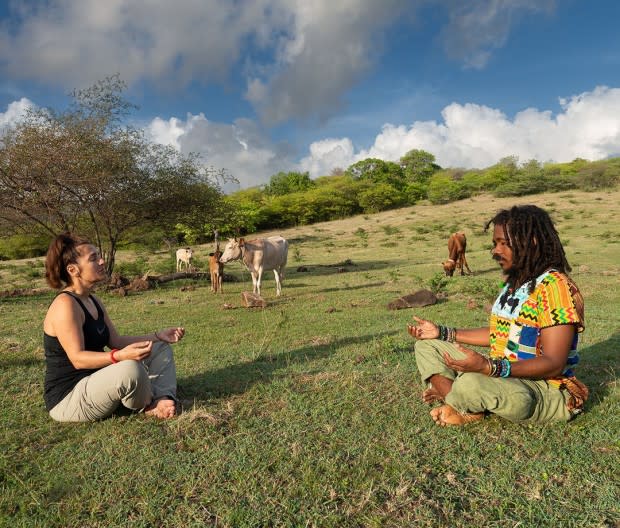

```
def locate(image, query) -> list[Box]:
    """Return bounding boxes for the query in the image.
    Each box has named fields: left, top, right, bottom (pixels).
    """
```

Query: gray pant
left=414, top=339, right=573, bottom=423
left=49, top=342, right=177, bottom=422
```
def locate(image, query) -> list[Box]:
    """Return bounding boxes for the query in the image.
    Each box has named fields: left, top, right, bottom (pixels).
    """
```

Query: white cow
left=176, top=247, right=193, bottom=272
left=220, top=236, right=288, bottom=296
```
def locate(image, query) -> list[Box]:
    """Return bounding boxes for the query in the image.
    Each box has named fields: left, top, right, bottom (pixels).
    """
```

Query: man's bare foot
left=430, top=404, right=484, bottom=426
left=422, top=385, right=444, bottom=404
left=144, top=398, right=176, bottom=419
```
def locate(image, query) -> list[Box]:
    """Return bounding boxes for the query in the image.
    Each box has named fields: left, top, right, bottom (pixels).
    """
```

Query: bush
left=575, top=162, right=619, bottom=190
left=357, top=183, right=405, bottom=213
left=115, top=256, right=149, bottom=278
left=0, top=233, right=50, bottom=260
left=428, top=173, right=471, bottom=204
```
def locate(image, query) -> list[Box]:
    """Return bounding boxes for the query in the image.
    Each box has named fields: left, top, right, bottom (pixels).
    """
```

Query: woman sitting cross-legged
left=43, top=232, right=185, bottom=422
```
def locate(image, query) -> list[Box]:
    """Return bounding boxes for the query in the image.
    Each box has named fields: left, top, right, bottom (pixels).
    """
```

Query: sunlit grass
left=1, top=189, right=619, bottom=526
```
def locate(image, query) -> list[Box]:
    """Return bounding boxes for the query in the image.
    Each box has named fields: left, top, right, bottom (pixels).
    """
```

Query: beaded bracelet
left=487, top=357, right=511, bottom=378
left=437, top=325, right=457, bottom=343
left=500, top=358, right=512, bottom=378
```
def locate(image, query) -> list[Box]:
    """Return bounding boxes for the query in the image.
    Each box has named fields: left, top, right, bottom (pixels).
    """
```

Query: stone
left=241, top=291, right=266, bottom=308
left=387, top=289, right=437, bottom=310
left=129, top=277, right=150, bottom=291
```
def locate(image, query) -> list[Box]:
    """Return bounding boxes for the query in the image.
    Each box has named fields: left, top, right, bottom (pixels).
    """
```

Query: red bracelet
left=110, top=349, right=119, bottom=364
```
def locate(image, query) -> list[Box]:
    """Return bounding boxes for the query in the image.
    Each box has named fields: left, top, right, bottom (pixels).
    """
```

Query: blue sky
left=1, top=0, right=619, bottom=190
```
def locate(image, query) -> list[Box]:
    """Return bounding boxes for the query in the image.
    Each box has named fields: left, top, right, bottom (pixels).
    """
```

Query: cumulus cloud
left=298, top=138, right=356, bottom=178
left=300, top=86, right=620, bottom=176
left=147, top=113, right=296, bottom=191
left=0, top=0, right=282, bottom=89
left=0, top=97, right=34, bottom=131
left=6, top=85, right=618, bottom=190
left=440, top=0, right=556, bottom=69
left=245, top=0, right=411, bottom=125
left=0, top=0, right=540, bottom=125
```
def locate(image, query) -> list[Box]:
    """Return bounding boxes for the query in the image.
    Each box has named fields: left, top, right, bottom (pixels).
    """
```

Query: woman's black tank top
left=43, top=292, right=110, bottom=411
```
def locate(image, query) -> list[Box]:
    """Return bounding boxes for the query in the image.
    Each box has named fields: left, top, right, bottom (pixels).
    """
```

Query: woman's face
left=72, top=244, right=107, bottom=283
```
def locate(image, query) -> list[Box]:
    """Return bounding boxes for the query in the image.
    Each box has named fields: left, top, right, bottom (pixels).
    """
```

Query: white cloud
left=147, top=117, right=187, bottom=150
left=298, top=138, right=356, bottom=177
left=245, top=0, right=411, bottom=125
left=0, top=98, right=34, bottom=134
left=300, top=85, right=620, bottom=175
left=147, top=113, right=296, bottom=191
left=440, top=0, right=556, bottom=69
left=0, top=0, right=281, bottom=89
left=0, top=0, right=542, bottom=125
left=6, top=85, right=619, bottom=191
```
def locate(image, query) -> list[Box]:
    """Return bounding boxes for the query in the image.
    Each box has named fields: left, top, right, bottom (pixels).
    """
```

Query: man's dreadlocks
left=485, top=205, right=571, bottom=292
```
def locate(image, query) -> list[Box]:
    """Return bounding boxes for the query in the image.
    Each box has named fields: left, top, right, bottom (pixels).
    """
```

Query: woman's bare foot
left=422, top=385, right=444, bottom=404
left=430, top=404, right=484, bottom=426
left=144, top=398, right=176, bottom=419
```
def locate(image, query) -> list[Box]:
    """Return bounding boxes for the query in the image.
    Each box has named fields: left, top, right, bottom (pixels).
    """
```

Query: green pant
left=49, top=342, right=177, bottom=422
left=414, top=339, right=573, bottom=423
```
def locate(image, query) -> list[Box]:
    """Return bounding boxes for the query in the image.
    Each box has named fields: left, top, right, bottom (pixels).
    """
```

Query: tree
left=357, top=182, right=405, bottom=213
left=345, top=158, right=405, bottom=190
left=264, top=171, right=315, bottom=196
left=399, top=149, right=441, bottom=184
left=0, top=76, right=226, bottom=274
left=221, top=188, right=269, bottom=234
left=427, top=171, right=471, bottom=204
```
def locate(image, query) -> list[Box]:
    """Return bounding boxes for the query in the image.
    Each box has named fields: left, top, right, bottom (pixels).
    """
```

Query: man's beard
left=493, top=254, right=517, bottom=283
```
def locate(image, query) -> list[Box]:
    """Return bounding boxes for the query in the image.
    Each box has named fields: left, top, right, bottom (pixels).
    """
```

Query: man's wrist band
left=488, top=357, right=511, bottom=378
left=437, top=325, right=457, bottom=343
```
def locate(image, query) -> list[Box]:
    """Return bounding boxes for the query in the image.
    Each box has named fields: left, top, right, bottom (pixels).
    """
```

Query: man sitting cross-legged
left=408, top=205, right=588, bottom=426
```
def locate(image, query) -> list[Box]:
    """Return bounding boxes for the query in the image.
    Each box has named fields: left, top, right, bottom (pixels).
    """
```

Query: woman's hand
left=118, top=341, right=153, bottom=361
left=407, top=316, right=439, bottom=340
left=443, top=344, right=490, bottom=375
left=156, top=327, right=185, bottom=343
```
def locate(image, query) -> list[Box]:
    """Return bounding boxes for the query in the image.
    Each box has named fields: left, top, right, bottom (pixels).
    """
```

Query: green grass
left=1, top=190, right=619, bottom=527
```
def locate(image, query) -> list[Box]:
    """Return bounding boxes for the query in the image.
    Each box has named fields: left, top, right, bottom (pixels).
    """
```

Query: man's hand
left=407, top=316, right=439, bottom=340
left=443, top=344, right=490, bottom=375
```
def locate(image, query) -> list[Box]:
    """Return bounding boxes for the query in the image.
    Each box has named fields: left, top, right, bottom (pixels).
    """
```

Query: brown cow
left=209, top=250, right=224, bottom=293
left=442, top=232, right=471, bottom=276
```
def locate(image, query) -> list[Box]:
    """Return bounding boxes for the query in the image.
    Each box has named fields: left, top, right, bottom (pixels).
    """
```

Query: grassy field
left=1, top=190, right=619, bottom=527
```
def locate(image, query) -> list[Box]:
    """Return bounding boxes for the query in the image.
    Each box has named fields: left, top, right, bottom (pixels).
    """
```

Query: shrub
left=115, top=256, right=149, bottom=278
left=0, top=233, right=50, bottom=260
left=357, top=183, right=405, bottom=213
left=428, top=173, right=471, bottom=204
left=428, top=272, right=449, bottom=294
left=575, top=162, right=619, bottom=190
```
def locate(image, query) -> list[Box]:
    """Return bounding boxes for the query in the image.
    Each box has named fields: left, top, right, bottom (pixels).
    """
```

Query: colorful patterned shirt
left=489, top=270, right=584, bottom=387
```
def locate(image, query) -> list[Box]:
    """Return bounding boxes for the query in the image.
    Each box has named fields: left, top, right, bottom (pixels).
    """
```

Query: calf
left=442, top=232, right=471, bottom=276
left=176, top=247, right=193, bottom=272
left=209, top=250, right=224, bottom=293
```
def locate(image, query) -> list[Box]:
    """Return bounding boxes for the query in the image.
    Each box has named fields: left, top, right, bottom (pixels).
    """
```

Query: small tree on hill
left=264, top=171, right=315, bottom=196
left=0, top=75, right=227, bottom=274
left=399, top=149, right=441, bottom=184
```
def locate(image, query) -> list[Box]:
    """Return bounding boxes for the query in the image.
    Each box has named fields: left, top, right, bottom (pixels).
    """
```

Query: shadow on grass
left=0, top=356, right=43, bottom=369
left=178, top=329, right=399, bottom=401
left=577, top=332, right=619, bottom=411
left=317, top=282, right=387, bottom=293
left=291, top=260, right=395, bottom=277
